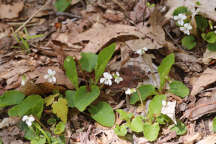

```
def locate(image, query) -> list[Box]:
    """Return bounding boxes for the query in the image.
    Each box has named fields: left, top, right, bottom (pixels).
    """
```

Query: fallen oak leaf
left=190, top=68, right=216, bottom=97
left=52, top=23, right=143, bottom=56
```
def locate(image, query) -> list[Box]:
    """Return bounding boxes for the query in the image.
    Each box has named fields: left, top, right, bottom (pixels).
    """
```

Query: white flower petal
left=48, top=69, right=53, bottom=75
left=48, top=78, right=53, bottom=83
left=52, top=77, right=56, bottom=83
left=22, top=116, right=28, bottom=121
left=26, top=121, right=32, bottom=127
left=100, top=78, right=105, bottom=84
left=28, top=116, right=35, bottom=122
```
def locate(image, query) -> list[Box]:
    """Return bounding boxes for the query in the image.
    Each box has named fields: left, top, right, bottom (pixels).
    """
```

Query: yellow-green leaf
left=44, top=94, right=58, bottom=106
left=52, top=98, right=68, bottom=123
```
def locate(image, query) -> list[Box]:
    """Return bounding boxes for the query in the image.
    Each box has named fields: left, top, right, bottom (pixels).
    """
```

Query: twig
left=14, top=0, right=51, bottom=33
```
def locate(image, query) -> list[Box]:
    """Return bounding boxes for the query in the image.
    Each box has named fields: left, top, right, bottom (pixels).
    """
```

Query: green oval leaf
left=0, top=90, right=25, bottom=107
left=74, top=85, right=100, bottom=112
left=181, top=35, right=197, bottom=50
left=131, top=116, right=144, bottom=132
left=64, top=56, right=79, bottom=90
left=171, top=120, right=187, bottom=135
left=158, top=53, right=175, bottom=90
left=169, top=80, right=189, bottom=98
left=65, top=90, right=76, bottom=108
left=130, top=84, right=156, bottom=104
left=148, top=95, right=166, bottom=119
left=80, top=52, right=98, bottom=72
left=54, top=121, right=65, bottom=135
left=95, top=43, right=115, bottom=83
left=116, top=109, right=133, bottom=124
left=8, top=95, right=44, bottom=119
left=143, top=122, right=160, bottom=142
left=114, top=124, right=128, bottom=137
left=54, top=0, right=71, bottom=12
left=201, top=32, right=216, bottom=43
left=207, top=43, right=216, bottom=51
left=88, top=101, right=115, bottom=127
left=173, top=6, right=188, bottom=16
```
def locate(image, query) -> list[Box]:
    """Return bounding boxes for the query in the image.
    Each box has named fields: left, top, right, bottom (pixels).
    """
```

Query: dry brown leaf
left=165, top=0, right=216, bottom=21
left=190, top=68, right=216, bottom=97
left=203, top=49, right=216, bottom=64
left=130, top=0, right=147, bottom=23
left=52, top=23, right=143, bottom=56
left=34, top=67, right=73, bottom=89
left=196, top=134, right=216, bottom=144
left=0, top=1, right=24, bottom=19
left=183, top=96, right=216, bottom=120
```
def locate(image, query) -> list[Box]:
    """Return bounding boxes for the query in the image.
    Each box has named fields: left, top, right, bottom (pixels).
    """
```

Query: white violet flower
left=100, top=72, right=113, bottom=86
left=21, top=75, right=27, bottom=86
left=173, top=13, right=187, bottom=26
left=22, top=115, right=35, bottom=127
left=113, top=72, right=123, bottom=84
left=191, top=7, right=200, bottom=18
left=44, top=69, right=56, bottom=83
left=136, top=47, right=148, bottom=55
left=180, top=23, right=192, bottom=35
left=125, top=88, right=136, bottom=95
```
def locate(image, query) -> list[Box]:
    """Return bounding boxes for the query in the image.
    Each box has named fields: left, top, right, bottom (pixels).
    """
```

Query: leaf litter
left=2, top=0, right=216, bottom=143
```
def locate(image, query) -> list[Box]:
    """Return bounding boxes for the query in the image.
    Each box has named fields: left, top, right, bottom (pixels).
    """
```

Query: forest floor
left=1, top=0, right=216, bottom=144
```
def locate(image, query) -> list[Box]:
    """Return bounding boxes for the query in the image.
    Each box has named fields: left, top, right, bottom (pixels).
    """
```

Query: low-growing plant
left=173, top=5, right=216, bottom=51
left=13, top=27, right=44, bottom=52
left=0, top=43, right=117, bottom=142
left=114, top=53, right=188, bottom=142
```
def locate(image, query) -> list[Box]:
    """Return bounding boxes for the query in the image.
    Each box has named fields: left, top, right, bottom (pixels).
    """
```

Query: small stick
left=14, top=0, right=51, bottom=33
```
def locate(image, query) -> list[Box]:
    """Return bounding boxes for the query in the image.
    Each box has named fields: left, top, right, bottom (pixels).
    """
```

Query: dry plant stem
left=137, top=89, right=146, bottom=114
left=34, top=116, right=50, bottom=132
left=14, top=0, right=51, bottom=34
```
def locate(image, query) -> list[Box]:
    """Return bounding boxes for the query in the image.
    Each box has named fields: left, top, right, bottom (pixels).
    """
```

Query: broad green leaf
left=31, top=136, right=46, bottom=144
left=51, top=136, right=65, bottom=144
left=171, top=120, right=187, bottom=135
left=148, top=95, right=166, bottom=119
left=88, top=101, right=115, bottom=127
left=195, top=15, right=208, bottom=32
left=169, top=80, right=189, bottom=98
left=130, top=84, right=156, bottom=104
left=173, top=6, right=188, bottom=16
left=65, top=90, right=76, bottom=108
left=158, top=53, right=175, bottom=90
left=143, top=122, right=160, bottom=142
left=181, top=35, right=197, bottom=50
left=207, top=43, right=216, bottom=51
left=54, top=0, right=71, bottom=12
left=74, top=85, right=100, bottom=112
left=114, top=124, right=128, bottom=136
left=64, top=56, right=79, bottom=90
left=0, top=90, right=25, bottom=107
left=116, top=109, right=133, bottom=124
left=201, top=32, right=216, bottom=43
left=52, top=98, right=68, bottom=123
left=80, top=52, right=98, bottom=72
left=44, top=94, right=58, bottom=106
left=95, top=43, right=115, bottom=83
left=213, top=117, right=216, bottom=132
left=131, top=116, right=144, bottom=132
left=54, top=121, right=65, bottom=135
left=8, top=95, right=44, bottom=119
